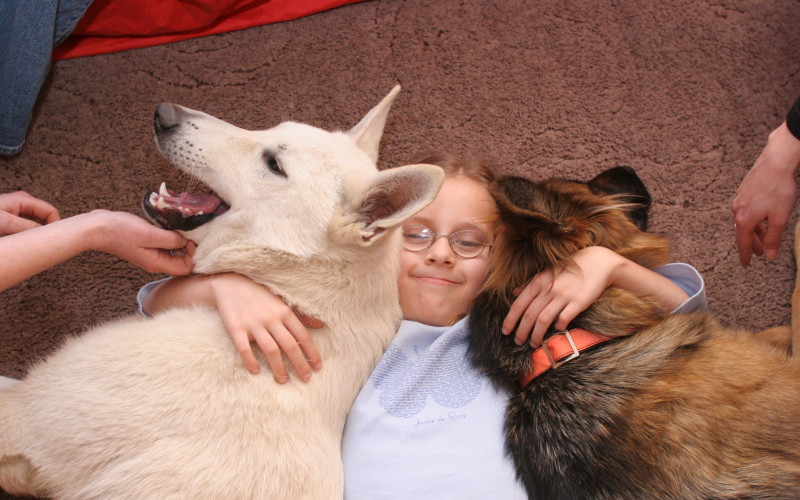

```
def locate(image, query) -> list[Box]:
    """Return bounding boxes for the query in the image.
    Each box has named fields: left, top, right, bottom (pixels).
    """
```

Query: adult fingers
left=0, top=211, right=41, bottom=236
left=140, top=224, right=189, bottom=250
left=751, top=224, right=766, bottom=257
left=761, top=216, right=787, bottom=259
left=133, top=248, right=194, bottom=275
left=734, top=217, right=757, bottom=267
left=17, top=195, right=60, bottom=224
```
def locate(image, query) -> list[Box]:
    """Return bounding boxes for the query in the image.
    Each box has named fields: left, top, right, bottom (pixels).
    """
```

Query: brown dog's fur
left=469, top=169, right=800, bottom=499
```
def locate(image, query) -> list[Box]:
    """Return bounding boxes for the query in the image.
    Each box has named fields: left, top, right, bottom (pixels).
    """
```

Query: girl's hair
left=409, top=150, right=496, bottom=189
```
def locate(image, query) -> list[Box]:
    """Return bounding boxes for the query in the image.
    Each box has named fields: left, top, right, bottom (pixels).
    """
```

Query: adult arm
left=732, top=96, right=800, bottom=266
left=0, top=209, right=193, bottom=292
left=0, top=190, right=60, bottom=235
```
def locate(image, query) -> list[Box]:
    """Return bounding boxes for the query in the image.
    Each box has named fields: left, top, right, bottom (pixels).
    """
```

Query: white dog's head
left=144, top=86, right=444, bottom=268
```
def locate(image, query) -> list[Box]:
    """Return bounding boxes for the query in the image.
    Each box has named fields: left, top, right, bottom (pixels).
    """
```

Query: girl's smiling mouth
left=415, top=275, right=460, bottom=286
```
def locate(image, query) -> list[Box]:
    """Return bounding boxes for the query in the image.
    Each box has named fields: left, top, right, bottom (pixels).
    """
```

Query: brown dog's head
left=483, top=167, right=670, bottom=296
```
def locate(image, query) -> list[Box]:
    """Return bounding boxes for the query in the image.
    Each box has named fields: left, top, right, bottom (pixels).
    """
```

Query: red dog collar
left=519, top=328, right=612, bottom=388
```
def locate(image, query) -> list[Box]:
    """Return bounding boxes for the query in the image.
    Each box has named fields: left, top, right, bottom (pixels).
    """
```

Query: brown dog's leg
left=791, top=220, right=800, bottom=357
left=755, top=326, right=792, bottom=353
left=754, top=221, right=800, bottom=356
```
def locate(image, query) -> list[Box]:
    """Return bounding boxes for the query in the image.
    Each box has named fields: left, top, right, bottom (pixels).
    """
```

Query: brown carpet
left=0, top=0, right=799, bottom=494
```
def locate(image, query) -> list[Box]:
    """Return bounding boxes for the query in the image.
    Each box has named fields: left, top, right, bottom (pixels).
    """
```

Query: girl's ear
left=347, top=85, right=401, bottom=163
left=353, top=164, right=444, bottom=242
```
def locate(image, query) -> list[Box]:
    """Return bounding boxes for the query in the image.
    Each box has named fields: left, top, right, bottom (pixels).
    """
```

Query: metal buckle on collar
left=542, top=330, right=579, bottom=369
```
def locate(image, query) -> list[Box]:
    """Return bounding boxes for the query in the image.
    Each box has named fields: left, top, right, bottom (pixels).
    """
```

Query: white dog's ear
left=347, top=86, right=401, bottom=163
left=355, top=164, right=445, bottom=242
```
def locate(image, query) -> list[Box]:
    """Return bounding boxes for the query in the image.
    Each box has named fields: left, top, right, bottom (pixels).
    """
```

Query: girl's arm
left=142, top=273, right=323, bottom=383
left=501, top=246, right=693, bottom=347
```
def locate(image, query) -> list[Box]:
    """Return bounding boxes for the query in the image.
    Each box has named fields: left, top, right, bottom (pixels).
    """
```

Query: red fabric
left=53, top=0, right=367, bottom=60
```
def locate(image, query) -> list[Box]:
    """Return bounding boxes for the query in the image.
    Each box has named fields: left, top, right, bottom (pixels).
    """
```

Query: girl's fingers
left=503, top=278, right=543, bottom=335
left=285, top=314, right=322, bottom=371
left=231, top=330, right=261, bottom=375
left=529, top=300, right=566, bottom=348
left=514, top=293, right=551, bottom=346
left=553, top=301, right=582, bottom=332
left=251, top=331, right=289, bottom=384
left=296, top=312, right=324, bottom=329
left=267, top=324, right=313, bottom=382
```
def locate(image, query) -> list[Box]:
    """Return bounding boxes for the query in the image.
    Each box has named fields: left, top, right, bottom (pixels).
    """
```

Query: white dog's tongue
left=143, top=182, right=229, bottom=231
left=152, top=182, right=223, bottom=216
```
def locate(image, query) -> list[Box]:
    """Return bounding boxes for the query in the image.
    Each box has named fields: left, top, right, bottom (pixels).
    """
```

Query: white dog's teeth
left=156, top=197, right=169, bottom=210
left=159, top=182, right=169, bottom=196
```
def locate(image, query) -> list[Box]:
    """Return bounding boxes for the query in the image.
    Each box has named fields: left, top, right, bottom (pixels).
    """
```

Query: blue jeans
left=0, top=0, right=94, bottom=156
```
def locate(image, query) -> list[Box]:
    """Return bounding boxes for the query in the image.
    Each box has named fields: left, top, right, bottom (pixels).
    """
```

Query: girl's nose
left=425, top=236, right=455, bottom=265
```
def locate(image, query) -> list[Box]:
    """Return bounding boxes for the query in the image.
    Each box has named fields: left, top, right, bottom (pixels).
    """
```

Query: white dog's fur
left=0, top=86, right=443, bottom=499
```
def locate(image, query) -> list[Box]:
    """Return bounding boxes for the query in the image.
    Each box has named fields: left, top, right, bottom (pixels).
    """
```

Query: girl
left=140, top=152, right=705, bottom=497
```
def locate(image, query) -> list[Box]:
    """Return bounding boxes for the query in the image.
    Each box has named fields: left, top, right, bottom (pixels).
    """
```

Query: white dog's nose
left=154, top=103, right=181, bottom=133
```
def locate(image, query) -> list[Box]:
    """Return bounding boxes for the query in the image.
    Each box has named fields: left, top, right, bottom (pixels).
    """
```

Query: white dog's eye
left=263, top=152, right=286, bottom=178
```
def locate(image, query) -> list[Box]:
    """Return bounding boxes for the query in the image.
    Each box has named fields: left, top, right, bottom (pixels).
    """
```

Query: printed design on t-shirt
left=370, top=327, right=483, bottom=418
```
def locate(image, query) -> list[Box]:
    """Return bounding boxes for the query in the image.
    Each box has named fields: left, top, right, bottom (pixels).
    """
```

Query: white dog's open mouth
left=142, top=182, right=230, bottom=231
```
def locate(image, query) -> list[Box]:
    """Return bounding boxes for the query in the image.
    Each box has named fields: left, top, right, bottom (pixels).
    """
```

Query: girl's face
left=398, top=175, right=495, bottom=326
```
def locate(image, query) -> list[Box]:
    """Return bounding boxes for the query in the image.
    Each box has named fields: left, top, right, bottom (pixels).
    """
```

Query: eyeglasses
left=401, top=224, right=492, bottom=259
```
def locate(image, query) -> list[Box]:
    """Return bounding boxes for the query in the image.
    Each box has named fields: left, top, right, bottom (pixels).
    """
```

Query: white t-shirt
left=340, top=263, right=705, bottom=499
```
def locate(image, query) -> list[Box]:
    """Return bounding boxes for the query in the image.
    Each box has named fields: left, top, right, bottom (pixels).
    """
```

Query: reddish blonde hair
left=410, top=151, right=496, bottom=188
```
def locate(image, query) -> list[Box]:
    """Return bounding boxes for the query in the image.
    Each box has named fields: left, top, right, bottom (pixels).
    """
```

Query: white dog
left=0, top=87, right=443, bottom=499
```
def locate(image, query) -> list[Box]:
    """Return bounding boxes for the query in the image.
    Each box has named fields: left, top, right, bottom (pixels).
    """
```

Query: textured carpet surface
left=0, top=0, right=799, bottom=494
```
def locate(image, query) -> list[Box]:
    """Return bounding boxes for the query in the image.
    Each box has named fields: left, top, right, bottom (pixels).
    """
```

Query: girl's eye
left=263, top=152, right=286, bottom=178
left=453, top=231, right=484, bottom=247
left=457, top=240, right=482, bottom=249
left=405, top=233, right=429, bottom=241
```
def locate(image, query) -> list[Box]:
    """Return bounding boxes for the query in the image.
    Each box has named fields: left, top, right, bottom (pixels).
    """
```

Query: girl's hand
left=0, top=191, right=60, bottom=236
left=207, top=273, right=323, bottom=382
left=501, top=247, right=621, bottom=347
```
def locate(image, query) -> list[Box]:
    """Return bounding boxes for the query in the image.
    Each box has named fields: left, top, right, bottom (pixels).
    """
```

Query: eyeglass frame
left=400, top=224, right=493, bottom=259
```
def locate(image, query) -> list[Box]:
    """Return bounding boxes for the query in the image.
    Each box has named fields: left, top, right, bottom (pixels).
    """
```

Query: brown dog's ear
left=493, top=182, right=557, bottom=230
left=491, top=176, right=582, bottom=239
left=588, top=166, right=651, bottom=231
left=489, top=177, right=586, bottom=275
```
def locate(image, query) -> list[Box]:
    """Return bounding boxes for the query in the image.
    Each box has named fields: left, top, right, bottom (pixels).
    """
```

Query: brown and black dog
left=469, top=167, right=800, bottom=499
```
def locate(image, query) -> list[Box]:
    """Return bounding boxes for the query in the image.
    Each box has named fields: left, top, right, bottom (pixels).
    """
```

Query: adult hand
left=501, top=246, right=619, bottom=348
left=0, top=191, right=60, bottom=236
left=207, top=273, right=324, bottom=382
left=86, top=210, right=195, bottom=275
left=732, top=122, right=800, bottom=266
